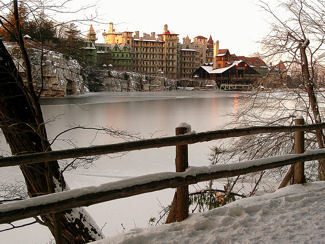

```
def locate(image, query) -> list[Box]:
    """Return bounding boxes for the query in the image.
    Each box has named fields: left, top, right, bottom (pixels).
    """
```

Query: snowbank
left=93, top=182, right=325, bottom=243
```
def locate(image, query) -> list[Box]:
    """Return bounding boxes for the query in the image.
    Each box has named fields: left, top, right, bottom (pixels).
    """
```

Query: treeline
left=0, top=2, right=86, bottom=64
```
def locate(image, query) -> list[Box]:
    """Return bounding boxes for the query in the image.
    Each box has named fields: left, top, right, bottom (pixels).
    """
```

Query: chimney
left=213, top=40, right=219, bottom=69
left=135, top=31, right=140, bottom=39
left=151, top=32, right=156, bottom=40
left=109, top=22, right=114, bottom=33
left=164, top=24, right=168, bottom=33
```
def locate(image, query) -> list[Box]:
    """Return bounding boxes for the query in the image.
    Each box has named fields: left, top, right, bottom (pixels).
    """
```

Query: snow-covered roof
left=201, top=61, right=244, bottom=74
left=202, top=65, right=229, bottom=74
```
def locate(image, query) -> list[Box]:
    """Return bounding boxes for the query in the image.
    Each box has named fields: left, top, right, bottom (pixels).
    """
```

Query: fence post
left=293, top=117, right=305, bottom=184
left=175, top=126, right=189, bottom=222
left=166, top=125, right=189, bottom=223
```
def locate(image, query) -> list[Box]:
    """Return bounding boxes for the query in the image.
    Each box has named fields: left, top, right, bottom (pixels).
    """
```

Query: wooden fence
left=0, top=119, right=325, bottom=225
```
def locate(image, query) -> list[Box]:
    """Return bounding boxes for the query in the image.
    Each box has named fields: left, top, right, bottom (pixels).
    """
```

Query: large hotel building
left=85, top=23, right=217, bottom=79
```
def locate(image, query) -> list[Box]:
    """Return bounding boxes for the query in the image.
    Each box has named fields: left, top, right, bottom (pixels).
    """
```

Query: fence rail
left=1, top=148, right=325, bottom=224
left=1, top=122, right=325, bottom=167
left=0, top=120, right=324, bottom=227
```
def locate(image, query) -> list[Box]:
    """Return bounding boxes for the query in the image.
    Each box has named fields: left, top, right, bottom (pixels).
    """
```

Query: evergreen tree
left=57, top=23, right=86, bottom=65
left=24, top=11, right=58, bottom=44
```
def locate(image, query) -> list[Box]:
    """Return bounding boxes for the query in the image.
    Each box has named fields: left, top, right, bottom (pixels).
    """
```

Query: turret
left=87, top=24, right=97, bottom=42
left=207, top=35, right=214, bottom=49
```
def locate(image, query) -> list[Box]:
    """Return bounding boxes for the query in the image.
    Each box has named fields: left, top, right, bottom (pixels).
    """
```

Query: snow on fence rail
left=1, top=148, right=325, bottom=224
left=1, top=122, right=325, bottom=167
left=0, top=120, right=324, bottom=226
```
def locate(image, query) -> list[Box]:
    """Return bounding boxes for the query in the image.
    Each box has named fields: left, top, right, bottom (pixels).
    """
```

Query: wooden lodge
left=193, top=60, right=260, bottom=89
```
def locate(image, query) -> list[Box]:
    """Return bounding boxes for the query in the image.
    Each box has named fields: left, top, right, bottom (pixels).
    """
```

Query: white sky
left=74, top=0, right=272, bottom=56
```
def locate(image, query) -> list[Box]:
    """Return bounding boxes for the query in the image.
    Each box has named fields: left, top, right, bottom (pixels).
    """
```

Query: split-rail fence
left=0, top=119, right=325, bottom=231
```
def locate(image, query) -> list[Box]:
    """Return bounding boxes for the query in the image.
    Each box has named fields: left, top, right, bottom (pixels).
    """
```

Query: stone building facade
left=133, top=38, right=164, bottom=75
left=85, top=23, right=219, bottom=79
left=179, top=49, right=200, bottom=78
left=182, top=35, right=207, bottom=66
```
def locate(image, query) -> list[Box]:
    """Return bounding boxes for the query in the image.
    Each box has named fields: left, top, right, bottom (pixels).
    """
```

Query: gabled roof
left=201, top=60, right=244, bottom=74
left=216, top=49, right=230, bottom=57
left=218, top=49, right=230, bottom=54
left=236, top=56, right=267, bottom=67
left=197, top=60, right=259, bottom=76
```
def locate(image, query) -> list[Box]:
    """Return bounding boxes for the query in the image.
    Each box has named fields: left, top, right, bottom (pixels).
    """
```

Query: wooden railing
left=0, top=120, right=325, bottom=225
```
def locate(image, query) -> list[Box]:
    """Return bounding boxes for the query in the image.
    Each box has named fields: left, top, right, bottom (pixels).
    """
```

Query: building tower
left=206, top=35, right=214, bottom=64
left=86, top=24, right=97, bottom=42
left=207, top=35, right=214, bottom=49
left=109, top=22, right=115, bottom=33
left=213, top=40, right=219, bottom=69
left=164, top=24, right=168, bottom=33
left=160, top=24, right=178, bottom=78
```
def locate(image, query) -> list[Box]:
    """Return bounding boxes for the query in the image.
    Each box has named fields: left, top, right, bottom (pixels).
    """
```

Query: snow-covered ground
left=93, top=182, right=325, bottom=244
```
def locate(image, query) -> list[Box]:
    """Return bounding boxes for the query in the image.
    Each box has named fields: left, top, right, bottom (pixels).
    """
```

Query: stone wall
left=4, top=42, right=86, bottom=97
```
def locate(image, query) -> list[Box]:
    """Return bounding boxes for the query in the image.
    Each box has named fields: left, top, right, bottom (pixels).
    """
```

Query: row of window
left=135, top=54, right=163, bottom=59
left=181, top=68, right=196, bottom=72
left=111, top=53, right=131, bottom=58
left=182, top=57, right=198, bottom=61
left=135, top=47, right=163, bottom=52
left=134, top=41, right=163, bottom=47
left=181, top=64, right=198, bottom=68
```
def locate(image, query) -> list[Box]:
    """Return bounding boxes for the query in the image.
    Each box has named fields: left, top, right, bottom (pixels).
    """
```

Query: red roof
left=195, top=35, right=207, bottom=40
left=236, top=56, right=267, bottom=67
left=218, top=49, right=230, bottom=54
left=207, top=35, right=213, bottom=43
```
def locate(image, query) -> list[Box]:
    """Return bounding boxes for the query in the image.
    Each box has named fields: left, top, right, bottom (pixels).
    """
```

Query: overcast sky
left=76, top=0, right=273, bottom=57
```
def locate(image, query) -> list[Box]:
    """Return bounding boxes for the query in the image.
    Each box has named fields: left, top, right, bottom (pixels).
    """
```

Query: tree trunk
left=0, top=40, right=103, bottom=242
left=300, top=41, right=325, bottom=180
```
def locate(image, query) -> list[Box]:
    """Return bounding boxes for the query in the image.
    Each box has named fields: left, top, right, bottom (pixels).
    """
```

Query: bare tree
left=259, top=0, right=325, bottom=180
left=199, top=1, right=325, bottom=201
left=219, top=0, right=325, bottom=185
left=0, top=0, right=105, bottom=242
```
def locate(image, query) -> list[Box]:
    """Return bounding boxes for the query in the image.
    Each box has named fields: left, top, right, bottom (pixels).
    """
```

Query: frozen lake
left=0, top=90, right=247, bottom=243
